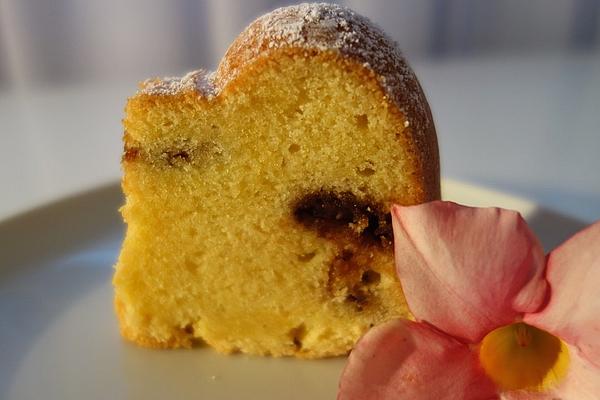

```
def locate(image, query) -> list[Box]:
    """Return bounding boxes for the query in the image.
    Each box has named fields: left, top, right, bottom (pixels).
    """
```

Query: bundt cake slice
left=114, top=3, right=439, bottom=358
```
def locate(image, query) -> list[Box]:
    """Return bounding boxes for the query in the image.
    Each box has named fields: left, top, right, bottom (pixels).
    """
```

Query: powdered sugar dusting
left=140, top=69, right=217, bottom=99
left=138, top=3, right=431, bottom=133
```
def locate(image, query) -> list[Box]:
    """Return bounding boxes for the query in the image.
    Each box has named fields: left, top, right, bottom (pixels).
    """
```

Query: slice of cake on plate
left=114, top=3, right=440, bottom=358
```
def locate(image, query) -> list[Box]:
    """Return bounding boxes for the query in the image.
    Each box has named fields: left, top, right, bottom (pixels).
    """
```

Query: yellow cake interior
left=114, top=51, right=426, bottom=357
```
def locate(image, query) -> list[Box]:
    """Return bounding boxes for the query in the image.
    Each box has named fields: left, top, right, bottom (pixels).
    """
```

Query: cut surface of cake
left=114, top=3, right=440, bottom=358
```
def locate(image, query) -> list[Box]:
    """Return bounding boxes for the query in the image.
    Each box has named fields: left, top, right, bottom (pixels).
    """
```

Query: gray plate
left=0, top=180, right=586, bottom=399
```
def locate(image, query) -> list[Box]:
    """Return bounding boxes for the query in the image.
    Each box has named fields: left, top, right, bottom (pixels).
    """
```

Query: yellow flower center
left=479, top=322, right=569, bottom=391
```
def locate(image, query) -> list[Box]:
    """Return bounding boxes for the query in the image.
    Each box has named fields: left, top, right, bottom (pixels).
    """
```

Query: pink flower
left=338, top=201, right=600, bottom=400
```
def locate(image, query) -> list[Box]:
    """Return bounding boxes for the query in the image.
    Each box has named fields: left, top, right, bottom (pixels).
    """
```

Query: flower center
left=479, top=322, right=569, bottom=391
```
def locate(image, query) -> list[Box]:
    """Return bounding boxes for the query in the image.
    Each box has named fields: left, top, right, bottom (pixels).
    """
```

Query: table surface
left=1, top=51, right=599, bottom=223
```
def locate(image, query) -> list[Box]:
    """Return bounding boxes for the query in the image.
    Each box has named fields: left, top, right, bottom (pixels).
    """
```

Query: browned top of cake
left=139, top=3, right=434, bottom=142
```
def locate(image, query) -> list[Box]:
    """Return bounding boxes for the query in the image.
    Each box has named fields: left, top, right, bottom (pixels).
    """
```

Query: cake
left=113, top=3, right=440, bottom=358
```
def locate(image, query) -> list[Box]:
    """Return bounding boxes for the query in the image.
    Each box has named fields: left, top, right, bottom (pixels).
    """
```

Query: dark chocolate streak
left=166, top=150, right=190, bottom=165
left=121, top=147, right=193, bottom=166
left=292, top=190, right=392, bottom=246
left=122, top=147, right=140, bottom=162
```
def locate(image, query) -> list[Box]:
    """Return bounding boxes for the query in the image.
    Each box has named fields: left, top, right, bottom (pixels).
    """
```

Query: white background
left=1, top=0, right=599, bottom=222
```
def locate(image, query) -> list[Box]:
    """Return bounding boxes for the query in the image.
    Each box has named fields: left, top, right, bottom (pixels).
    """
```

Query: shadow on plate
left=526, top=208, right=587, bottom=252
left=0, top=183, right=123, bottom=278
left=0, top=184, right=123, bottom=398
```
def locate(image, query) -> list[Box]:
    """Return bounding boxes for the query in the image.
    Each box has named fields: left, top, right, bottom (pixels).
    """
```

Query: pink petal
left=337, top=319, right=498, bottom=400
left=549, top=346, right=600, bottom=399
left=525, top=220, right=600, bottom=368
left=500, top=344, right=600, bottom=400
left=392, top=202, right=547, bottom=343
